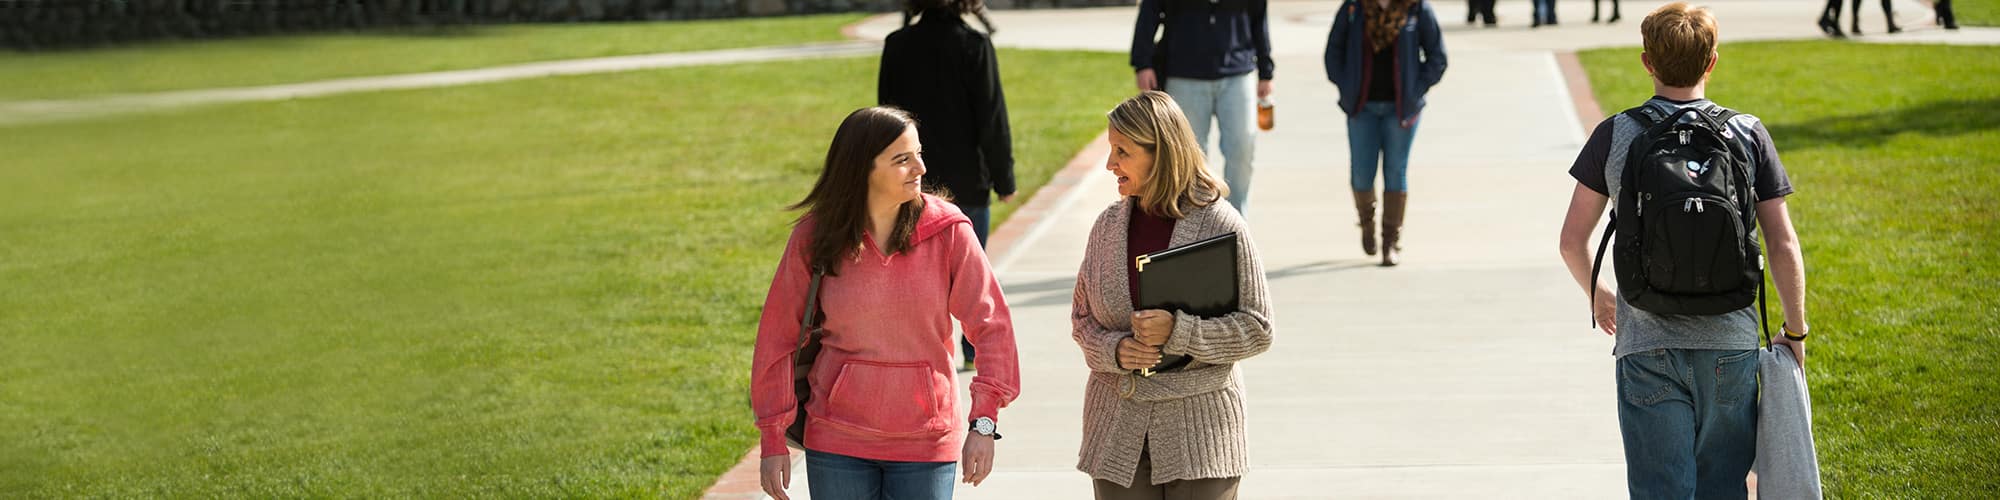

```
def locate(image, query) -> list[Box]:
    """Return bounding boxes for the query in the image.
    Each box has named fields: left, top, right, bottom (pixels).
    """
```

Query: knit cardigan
left=1070, top=196, right=1274, bottom=487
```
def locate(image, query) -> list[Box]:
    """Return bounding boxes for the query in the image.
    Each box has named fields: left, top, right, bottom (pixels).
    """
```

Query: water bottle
left=1257, top=97, right=1275, bottom=131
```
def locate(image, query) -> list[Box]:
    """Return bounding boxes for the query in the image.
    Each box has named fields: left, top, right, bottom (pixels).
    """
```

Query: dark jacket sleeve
left=1252, top=0, right=1275, bottom=81
left=969, top=36, right=1016, bottom=196
left=1130, top=0, right=1163, bottom=70
left=1324, top=1, right=1352, bottom=83
left=877, top=35, right=898, bottom=106
left=1416, top=2, right=1448, bottom=89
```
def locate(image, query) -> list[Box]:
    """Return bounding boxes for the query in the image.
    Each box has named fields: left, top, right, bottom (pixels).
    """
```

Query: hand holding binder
left=1131, top=310, right=1174, bottom=346
left=1132, top=232, right=1240, bottom=376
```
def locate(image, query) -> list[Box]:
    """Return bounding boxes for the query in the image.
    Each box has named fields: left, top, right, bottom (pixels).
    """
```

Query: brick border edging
left=700, top=132, right=1110, bottom=499
left=700, top=449, right=772, bottom=499
left=1554, top=51, right=1607, bottom=132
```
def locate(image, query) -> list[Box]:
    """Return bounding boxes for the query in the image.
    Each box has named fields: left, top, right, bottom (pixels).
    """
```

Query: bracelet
left=1782, top=322, right=1809, bottom=341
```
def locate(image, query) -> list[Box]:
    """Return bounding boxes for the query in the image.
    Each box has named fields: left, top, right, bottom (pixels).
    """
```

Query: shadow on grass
left=1765, top=97, right=2000, bottom=151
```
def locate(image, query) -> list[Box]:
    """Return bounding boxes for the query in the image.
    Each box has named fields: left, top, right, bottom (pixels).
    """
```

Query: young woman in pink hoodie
left=751, top=107, right=1022, bottom=500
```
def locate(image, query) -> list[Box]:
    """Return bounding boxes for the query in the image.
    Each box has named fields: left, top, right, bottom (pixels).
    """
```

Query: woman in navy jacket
left=1323, top=0, right=1445, bottom=267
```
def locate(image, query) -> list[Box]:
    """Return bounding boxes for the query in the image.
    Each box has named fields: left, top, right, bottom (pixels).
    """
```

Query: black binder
left=1133, top=232, right=1239, bottom=376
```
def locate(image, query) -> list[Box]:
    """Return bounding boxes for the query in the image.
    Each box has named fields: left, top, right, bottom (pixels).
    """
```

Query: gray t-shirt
left=1567, top=97, right=1794, bottom=357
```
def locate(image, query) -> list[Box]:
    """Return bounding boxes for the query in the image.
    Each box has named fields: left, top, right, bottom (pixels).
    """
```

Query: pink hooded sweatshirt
left=750, top=194, right=1020, bottom=462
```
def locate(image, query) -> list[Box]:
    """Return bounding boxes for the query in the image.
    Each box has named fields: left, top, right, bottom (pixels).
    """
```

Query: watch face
left=973, top=417, right=995, bottom=435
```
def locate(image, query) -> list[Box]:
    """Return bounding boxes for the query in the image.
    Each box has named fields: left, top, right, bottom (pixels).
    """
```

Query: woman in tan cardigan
left=1071, top=91, right=1275, bottom=499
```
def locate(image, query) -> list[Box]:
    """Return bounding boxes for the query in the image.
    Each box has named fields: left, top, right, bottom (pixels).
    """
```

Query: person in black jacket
left=1465, top=0, right=1496, bottom=26
left=1819, top=0, right=1902, bottom=35
left=879, top=0, right=1016, bottom=372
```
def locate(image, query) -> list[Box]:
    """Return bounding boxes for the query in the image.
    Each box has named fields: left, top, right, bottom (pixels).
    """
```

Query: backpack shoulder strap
left=1707, top=106, right=1750, bottom=157
left=1702, top=104, right=1772, bottom=345
left=1705, top=105, right=1739, bottom=125
left=1622, top=105, right=1666, bottom=129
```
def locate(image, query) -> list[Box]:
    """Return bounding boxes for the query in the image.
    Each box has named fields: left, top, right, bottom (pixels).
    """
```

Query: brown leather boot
left=1353, top=190, right=1378, bottom=256
left=1381, top=192, right=1408, bottom=266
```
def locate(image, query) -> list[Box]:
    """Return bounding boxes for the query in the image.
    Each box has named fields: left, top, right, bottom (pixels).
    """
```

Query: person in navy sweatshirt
left=1129, top=0, right=1275, bottom=217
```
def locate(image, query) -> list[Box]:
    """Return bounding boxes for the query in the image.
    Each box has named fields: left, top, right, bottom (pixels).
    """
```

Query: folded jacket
left=1754, top=346, right=1823, bottom=500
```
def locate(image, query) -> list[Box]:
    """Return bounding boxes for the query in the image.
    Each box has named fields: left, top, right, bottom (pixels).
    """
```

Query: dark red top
left=1126, top=200, right=1178, bottom=305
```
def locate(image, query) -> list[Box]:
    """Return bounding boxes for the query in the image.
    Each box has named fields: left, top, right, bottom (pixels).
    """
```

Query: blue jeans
left=960, top=204, right=989, bottom=362
left=1165, top=72, right=1258, bottom=215
left=807, top=449, right=956, bottom=500
left=1616, top=349, right=1758, bottom=500
left=961, top=205, right=991, bottom=248
left=1532, top=0, right=1558, bottom=24
left=1346, top=101, right=1420, bottom=193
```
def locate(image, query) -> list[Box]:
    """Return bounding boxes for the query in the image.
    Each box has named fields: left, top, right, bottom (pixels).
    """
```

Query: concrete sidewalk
left=954, top=3, right=1617, bottom=496
left=749, top=0, right=1988, bottom=498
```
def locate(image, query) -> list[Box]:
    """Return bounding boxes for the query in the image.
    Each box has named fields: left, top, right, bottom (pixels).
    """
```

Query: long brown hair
left=1107, top=91, right=1226, bottom=219
left=791, top=107, right=928, bottom=276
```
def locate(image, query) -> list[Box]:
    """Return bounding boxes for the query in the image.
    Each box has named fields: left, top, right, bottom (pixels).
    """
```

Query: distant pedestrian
left=1324, top=0, right=1448, bottom=266
left=1466, top=0, right=1496, bottom=26
left=1935, top=0, right=1959, bottom=29
left=1594, top=0, right=1622, bottom=23
left=1129, top=0, right=1276, bottom=215
left=880, top=0, right=1018, bottom=372
left=1849, top=0, right=1904, bottom=34
left=1532, top=0, right=1559, bottom=27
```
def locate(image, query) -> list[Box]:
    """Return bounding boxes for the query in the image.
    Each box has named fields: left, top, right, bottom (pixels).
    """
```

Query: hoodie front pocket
left=820, top=361, right=950, bottom=437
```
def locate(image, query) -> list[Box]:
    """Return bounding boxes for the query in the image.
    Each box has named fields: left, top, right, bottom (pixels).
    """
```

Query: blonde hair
left=1106, top=91, right=1227, bottom=219
left=1640, top=2, right=1720, bottom=87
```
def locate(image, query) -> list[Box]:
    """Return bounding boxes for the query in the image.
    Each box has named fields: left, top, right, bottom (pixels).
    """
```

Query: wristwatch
left=969, top=416, right=1002, bottom=440
left=1782, top=322, right=1809, bottom=341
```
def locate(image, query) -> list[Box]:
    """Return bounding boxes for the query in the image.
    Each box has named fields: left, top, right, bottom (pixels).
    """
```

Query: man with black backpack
left=1555, top=3, right=1812, bottom=497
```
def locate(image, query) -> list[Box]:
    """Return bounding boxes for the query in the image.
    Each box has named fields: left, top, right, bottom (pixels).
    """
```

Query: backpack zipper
left=1681, top=198, right=1707, bottom=213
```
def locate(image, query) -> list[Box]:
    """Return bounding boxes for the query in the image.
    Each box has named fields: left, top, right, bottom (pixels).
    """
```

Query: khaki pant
left=1091, top=444, right=1240, bottom=500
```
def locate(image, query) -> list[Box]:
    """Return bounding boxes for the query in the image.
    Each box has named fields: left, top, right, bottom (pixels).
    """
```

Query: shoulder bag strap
left=797, top=267, right=824, bottom=352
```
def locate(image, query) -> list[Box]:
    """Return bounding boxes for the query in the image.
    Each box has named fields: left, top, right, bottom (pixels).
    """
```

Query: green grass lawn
left=0, top=13, right=865, bottom=101
left=1958, top=0, right=1997, bottom=26
left=0, top=48, right=1129, bottom=498
left=1579, top=41, right=1999, bottom=497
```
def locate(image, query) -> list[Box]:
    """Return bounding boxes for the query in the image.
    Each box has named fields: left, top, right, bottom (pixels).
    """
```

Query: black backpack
left=1590, top=105, right=1766, bottom=323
